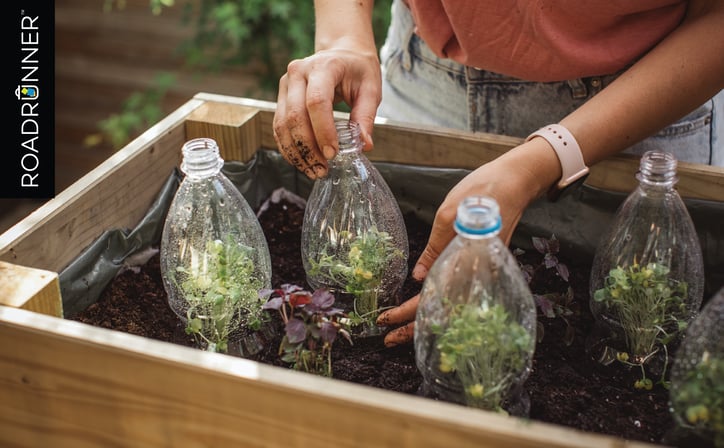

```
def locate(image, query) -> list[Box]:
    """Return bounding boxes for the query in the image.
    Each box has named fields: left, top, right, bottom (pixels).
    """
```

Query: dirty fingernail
left=313, top=165, right=327, bottom=178
left=383, top=335, right=398, bottom=348
left=412, top=264, right=427, bottom=280
left=376, top=312, right=388, bottom=325
left=323, top=145, right=336, bottom=160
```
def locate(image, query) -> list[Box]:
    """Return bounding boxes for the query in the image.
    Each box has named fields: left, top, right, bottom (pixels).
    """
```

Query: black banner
left=4, top=2, right=54, bottom=198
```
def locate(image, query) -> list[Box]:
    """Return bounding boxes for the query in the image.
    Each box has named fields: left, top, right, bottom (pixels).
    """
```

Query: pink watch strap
left=526, top=124, right=590, bottom=194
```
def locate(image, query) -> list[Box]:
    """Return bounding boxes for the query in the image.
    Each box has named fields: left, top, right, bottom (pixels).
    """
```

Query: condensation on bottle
left=301, top=120, right=409, bottom=336
left=160, top=137, right=272, bottom=356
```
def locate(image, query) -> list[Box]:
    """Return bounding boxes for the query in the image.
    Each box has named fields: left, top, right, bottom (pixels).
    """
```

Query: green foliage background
left=98, top=0, right=392, bottom=148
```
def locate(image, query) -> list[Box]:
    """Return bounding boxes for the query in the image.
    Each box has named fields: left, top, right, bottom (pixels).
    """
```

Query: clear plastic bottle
left=160, top=137, right=272, bottom=356
left=414, top=196, right=537, bottom=416
left=588, top=150, right=704, bottom=380
left=301, top=120, right=409, bottom=336
left=668, top=288, right=724, bottom=447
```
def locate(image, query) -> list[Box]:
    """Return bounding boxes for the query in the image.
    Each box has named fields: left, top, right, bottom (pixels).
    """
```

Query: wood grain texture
left=185, top=102, right=262, bottom=163
left=194, top=94, right=724, bottom=201
left=34, top=0, right=274, bottom=242
left=0, top=306, right=656, bottom=448
left=0, top=95, right=720, bottom=448
left=3, top=92, right=722, bottom=300
left=0, top=262, right=62, bottom=317
left=586, top=156, right=724, bottom=201
left=0, top=99, right=204, bottom=272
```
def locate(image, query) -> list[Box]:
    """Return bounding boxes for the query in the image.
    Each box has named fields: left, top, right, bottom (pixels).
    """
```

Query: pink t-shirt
left=405, top=0, right=687, bottom=81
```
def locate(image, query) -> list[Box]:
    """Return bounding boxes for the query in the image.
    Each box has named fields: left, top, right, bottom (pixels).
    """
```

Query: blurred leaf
left=93, top=72, right=176, bottom=149
left=95, top=0, right=392, bottom=148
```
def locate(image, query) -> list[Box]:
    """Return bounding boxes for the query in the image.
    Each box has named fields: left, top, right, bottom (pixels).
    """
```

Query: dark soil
left=71, top=196, right=691, bottom=446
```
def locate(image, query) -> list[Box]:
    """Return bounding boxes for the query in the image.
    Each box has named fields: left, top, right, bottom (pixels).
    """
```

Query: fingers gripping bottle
left=588, top=150, right=704, bottom=382
left=301, top=120, right=409, bottom=337
left=161, top=138, right=272, bottom=356
left=415, top=196, right=537, bottom=416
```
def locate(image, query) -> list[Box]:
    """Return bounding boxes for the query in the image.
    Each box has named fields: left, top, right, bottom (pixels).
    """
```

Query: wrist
left=499, top=139, right=563, bottom=200
left=525, top=124, right=590, bottom=200
left=314, top=1, right=376, bottom=53
left=314, top=36, right=379, bottom=59
left=314, top=38, right=380, bottom=65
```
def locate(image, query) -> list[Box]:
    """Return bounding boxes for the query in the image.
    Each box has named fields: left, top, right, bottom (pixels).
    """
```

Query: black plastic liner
left=60, top=149, right=724, bottom=317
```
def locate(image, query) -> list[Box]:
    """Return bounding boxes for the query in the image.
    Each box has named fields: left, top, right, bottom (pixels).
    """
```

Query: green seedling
left=173, top=236, right=266, bottom=353
left=671, top=352, right=724, bottom=446
left=432, top=300, right=534, bottom=413
left=309, top=227, right=404, bottom=330
left=594, top=261, right=688, bottom=389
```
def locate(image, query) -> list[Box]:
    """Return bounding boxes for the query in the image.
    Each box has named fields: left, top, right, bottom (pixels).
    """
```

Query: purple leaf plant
left=514, top=235, right=577, bottom=346
left=261, top=283, right=352, bottom=377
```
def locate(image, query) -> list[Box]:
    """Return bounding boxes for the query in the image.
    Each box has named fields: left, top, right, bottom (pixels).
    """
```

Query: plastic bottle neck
left=335, top=120, right=363, bottom=155
left=454, top=196, right=502, bottom=239
left=180, top=138, right=224, bottom=179
left=635, top=150, right=678, bottom=189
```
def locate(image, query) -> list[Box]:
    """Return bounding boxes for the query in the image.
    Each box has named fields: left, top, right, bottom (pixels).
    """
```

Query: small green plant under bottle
left=172, top=236, right=266, bottom=353
left=670, top=352, right=724, bottom=446
left=593, top=260, right=689, bottom=389
left=431, top=300, right=534, bottom=413
left=308, top=227, right=404, bottom=331
left=261, top=284, right=352, bottom=377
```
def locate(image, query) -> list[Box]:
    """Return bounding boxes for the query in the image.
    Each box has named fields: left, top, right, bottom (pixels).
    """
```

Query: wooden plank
left=0, top=95, right=706, bottom=448
left=371, top=120, right=520, bottom=167
left=0, top=306, right=657, bottom=448
left=0, top=99, right=204, bottom=272
left=0, top=199, right=46, bottom=236
left=193, top=94, right=724, bottom=201
left=55, top=55, right=266, bottom=102
left=0, top=263, right=62, bottom=317
left=55, top=3, right=192, bottom=64
left=188, top=94, right=512, bottom=168
left=9, top=91, right=719, bottom=274
left=184, top=102, right=262, bottom=162
left=53, top=0, right=271, bottom=198
left=587, top=155, right=724, bottom=201
left=192, top=93, right=279, bottom=148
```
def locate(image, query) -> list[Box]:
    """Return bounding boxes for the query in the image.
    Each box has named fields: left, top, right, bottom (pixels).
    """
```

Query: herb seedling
left=514, top=235, right=576, bottom=345
left=670, top=351, right=724, bottom=445
left=432, top=300, right=534, bottom=413
left=530, top=235, right=570, bottom=282
left=261, top=284, right=352, bottom=377
left=308, top=227, right=404, bottom=330
left=594, top=260, right=688, bottom=389
left=172, top=235, right=266, bottom=353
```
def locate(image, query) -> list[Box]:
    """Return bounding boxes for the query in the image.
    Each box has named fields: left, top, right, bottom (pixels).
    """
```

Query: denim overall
left=378, top=0, right=724, bottom=166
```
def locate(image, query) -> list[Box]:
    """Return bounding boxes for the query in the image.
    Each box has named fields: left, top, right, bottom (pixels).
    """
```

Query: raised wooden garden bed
left=1, top=93, right=723, bottom=448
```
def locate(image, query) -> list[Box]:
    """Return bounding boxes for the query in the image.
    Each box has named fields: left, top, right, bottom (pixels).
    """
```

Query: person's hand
left=273, top=47, right=382, bottom=179
left=376, top=141, right=561, bottom=347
